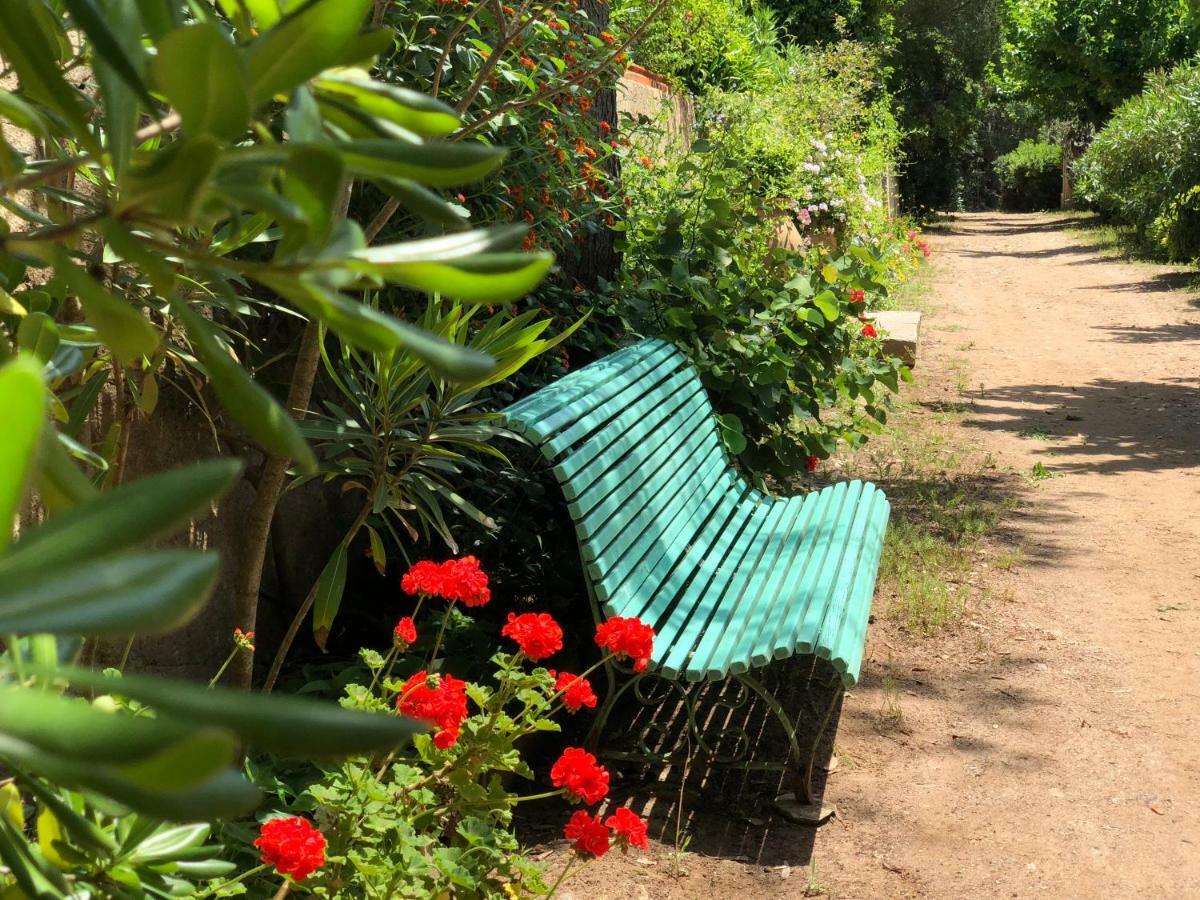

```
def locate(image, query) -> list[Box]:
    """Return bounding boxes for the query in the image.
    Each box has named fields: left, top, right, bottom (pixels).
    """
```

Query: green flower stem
left=208, top=645, right=240, bottom=688
left=517, top=652, right=617, bottom=732
left=544, top=855, right=584, bottom=899
left=508, top=789, right=564, bottom=804
left=427, top=600, right=457, bottom=669
left=197, top=863, right=268, bottom=898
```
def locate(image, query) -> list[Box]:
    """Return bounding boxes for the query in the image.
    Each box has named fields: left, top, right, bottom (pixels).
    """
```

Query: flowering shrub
left=240, top=559, right=652, bottom=896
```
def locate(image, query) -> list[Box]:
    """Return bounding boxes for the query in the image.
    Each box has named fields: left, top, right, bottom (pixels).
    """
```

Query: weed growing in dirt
left=877, top=675, right=906, bottom=733
left=805, top=860, right=829, bottom=897
left=1017, top=427, right=1056, bottom=440
left=1029, top=461, right=1059, bottom=482
left=992, top=547, right=1025, bottom=571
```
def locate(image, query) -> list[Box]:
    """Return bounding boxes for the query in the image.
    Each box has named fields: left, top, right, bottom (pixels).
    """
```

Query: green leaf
left=94, top=0, right=144, bottom=178
left=0, top=3, right=96, bottom=151
left=0, top=459, right=241, bottom=581
left=0, top=735, right=262, bottom=822
left=277, top=144, right=343, bottom=253
left=366, top=252, right=554, bottom=303
left=716, top=412, right=747, bottom=454
left=0, top=784, right=23, bottom=832
left=0, top=550, right=219, bottom=636
left=56, top=257, right=159, bottom=364
left=0, top=355, right=44, bottom=554
left=16, top=311, right=59, bottom=361
left=244, top=0, right=373, bottom=107
left=257, top=276, right=496, bottom=377
left=339, top=138, right=506, bottom=186
left=118, top=134, right=221, bottom=222
left=377, top=177, right=469, bottom=229
left=0, top=688, right=195, bottom=764
left=54, top=667, right=425, bottom=758
left=151, top=23, right=250, bottom=141
left=812, top=290, right=840, bottom=322
left=0, top=815, right=67, bottom=897
left=15, top=775, right=117, bottom=855
left=117, top=730, right=235, bottom=791
left=821, top=263, right=840, bottom=284
left=124, top=823, right=211, bottom=863
left=171, top=299, right=317, bottom=474
left=132, top=0, right=180, bottom=41
left=314, top=70, right=460, bottom=137
left=63, top=0, right=155, bottom=109
left=366, top=524, right=386, bottom=576
left=311, top=543, right=348, bottom=652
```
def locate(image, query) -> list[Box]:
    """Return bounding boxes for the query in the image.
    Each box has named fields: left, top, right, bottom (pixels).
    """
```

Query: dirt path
left=543, top=212, right=1200, bottom=899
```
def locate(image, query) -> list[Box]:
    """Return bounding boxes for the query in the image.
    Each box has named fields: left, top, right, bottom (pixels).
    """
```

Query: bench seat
left=502, top=339, right=890, bottom=688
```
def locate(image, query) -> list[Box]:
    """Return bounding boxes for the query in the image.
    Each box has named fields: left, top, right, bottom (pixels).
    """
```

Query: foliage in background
left=761, top=0, right=898, bottom=46
left=995, top=139, right=1062, bottom=210
left=614, top=62, right=919, bottom=481
left=612, top=0, right=783, bottom=93
left=1000, top=0, right=1200, bottom=126
left=1076, top=61, right=1200, bottom=261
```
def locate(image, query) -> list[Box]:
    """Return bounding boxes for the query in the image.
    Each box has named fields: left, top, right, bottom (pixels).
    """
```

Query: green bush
left=1076, top=61, right=1200, bottom=260
left=994, top=140, right=1062, bottom=210
left=613, top=0, right=782, bottom=92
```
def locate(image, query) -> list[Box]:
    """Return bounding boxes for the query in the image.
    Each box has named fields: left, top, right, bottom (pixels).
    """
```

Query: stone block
left=868, top=310, right=922, bottom=367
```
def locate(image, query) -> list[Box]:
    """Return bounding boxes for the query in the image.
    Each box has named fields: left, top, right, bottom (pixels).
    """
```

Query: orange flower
left=520, top=55, right=536, bottom=68
left=639, top=155, right=652, bottom=170
left=599, top=30, right=616, bottom=44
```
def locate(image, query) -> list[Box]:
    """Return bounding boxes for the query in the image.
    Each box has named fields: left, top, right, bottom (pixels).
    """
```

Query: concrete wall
left=617, top=65, right=694, bottom=152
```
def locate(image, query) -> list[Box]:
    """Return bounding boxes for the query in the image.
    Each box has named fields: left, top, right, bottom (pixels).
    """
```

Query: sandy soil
left=534, top=212, right=1200, bottom=899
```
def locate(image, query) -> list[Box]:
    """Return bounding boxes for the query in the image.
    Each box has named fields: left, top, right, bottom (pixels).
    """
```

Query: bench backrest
left=501, top=340, right=754, bottom=623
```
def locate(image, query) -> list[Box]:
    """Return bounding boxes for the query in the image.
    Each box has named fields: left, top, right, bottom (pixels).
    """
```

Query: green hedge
left=994, top=140, right=1062, bottom=211
left=1076, top=61, right=1200, bottom=260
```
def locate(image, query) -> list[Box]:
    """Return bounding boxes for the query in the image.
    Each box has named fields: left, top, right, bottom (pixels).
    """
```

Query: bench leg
left=796, top=682, right=843, bottom=806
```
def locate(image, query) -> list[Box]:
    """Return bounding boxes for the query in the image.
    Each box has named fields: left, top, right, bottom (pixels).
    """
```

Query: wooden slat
left=519, top=343, right=680, bottom=447
left=692, top=494, right=808, bottom=680
left=503, top=340, right=664, bottom=426
left=553, top=375, right=705, bottom=501
left=563, top=390, right=712, bottom=522
left=682, top=497, right=800, bottom=681
left=593, top=461, right=734, bottom=609
left=577, top=419, right=717, bottom=567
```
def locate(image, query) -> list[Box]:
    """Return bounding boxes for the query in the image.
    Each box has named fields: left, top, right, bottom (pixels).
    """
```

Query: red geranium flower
left=605, top=807, right=649, bottom=851
left=393, top=616, right=417, bottom=651
left=551, top=671, right=599, bottom=712
left=862, top=323, right=878, bottom=339
left=400, top=557, right=490, bottom=607
left=807, top=455, right=820, bottom=472
left=501, top=612, right=563, bottom=661
left=254, top=816, right=326, bottom=882
left=848, top=288, right=865, bottom=304
left=396, top=670, right=469, bottom=749
left=401, top=560, right=444, bottom=597
left=551, top=747, right=610, bottom=805
left=595, top=617, right=654, bottom=672
left=563, top=810, right=610, bottom=857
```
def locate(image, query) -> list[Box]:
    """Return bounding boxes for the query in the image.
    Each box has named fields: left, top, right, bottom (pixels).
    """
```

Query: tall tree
left=1001, top=0, right=1200, bottom=126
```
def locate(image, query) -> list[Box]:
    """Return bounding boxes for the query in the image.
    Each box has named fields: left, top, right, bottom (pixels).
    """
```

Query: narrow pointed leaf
left=63, top=0, right=155, bottom=110
left=54, top=667, right=425, bottom=757
left=0, top=459, right=241, bottom=581
left=0, top=550, right=219, bottom=636
left=311, top=543, right=348, bottom=651
left=340, top=138, right=506, bottom=186
left=57, top=258, right=159, bottom=364
left=315, top=71, right=460, bottom=137
left=152, top=23, right=250, bottom=140
left=244, top=0, right=372, bottom=107
left=0, top=355, right=44, bottom=554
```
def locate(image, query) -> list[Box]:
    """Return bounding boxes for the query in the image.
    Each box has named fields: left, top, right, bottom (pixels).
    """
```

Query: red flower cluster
left=917, top=240, right=931, bottom=258
left=393, top=616, right=417, bottom=651
left=401, top=556, right=491, bottom=607
left=233, top=627, right=255, bottom=652
left=848, top=288, right=865, bottom=304
left=550, top=747, right=610, bottom=805
left=862, top=323, right=879, bottom=339
left=551, top=670, right=598, bottom=712
left=564, top=810, right=610, bottom=857
left=254, top=816, right=327, bottom=882
left=807, top=455, right=820, bottom=473
left=501, top=612, right=563, bottom=661
left=595, top=617, right=654, bottom=672
left=561, top=807, right=650, bottom=858
left=396, top=670, right=469, bottom=749
left=606, top=807, right=650, bottom=851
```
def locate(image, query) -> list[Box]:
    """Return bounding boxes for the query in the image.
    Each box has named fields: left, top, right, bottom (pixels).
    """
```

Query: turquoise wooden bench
left=501, top=339, right=890, bottom=819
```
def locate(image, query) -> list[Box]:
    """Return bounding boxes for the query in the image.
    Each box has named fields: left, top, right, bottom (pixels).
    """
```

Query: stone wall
left=617, top=65, right=693, bottom=152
